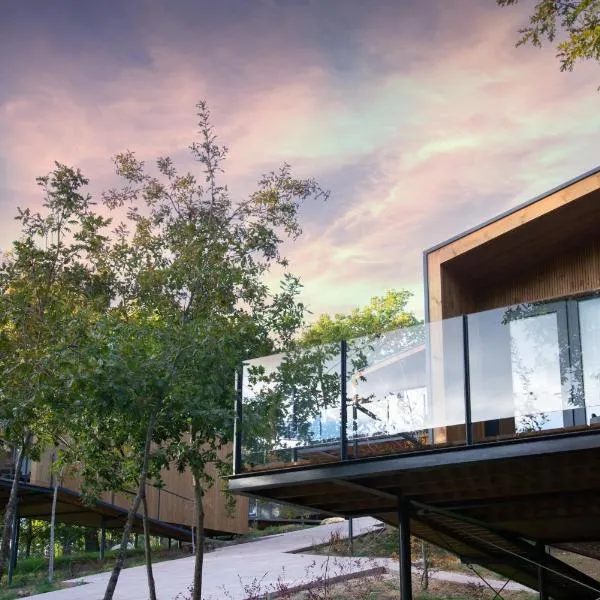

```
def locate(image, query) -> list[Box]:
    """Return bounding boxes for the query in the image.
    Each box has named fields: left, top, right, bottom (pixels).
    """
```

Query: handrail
left=236, top=294, right=600, bottom=472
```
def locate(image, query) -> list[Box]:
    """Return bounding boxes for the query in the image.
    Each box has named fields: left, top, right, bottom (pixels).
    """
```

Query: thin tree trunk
left=191, top=470, right=205, bottom=600
left=142, top=491, right=157, bottom=600
left=48, top=458, right=59, bottom=583
left=0, top=434, right=30, bottom=583
left=103, top=414, right=155, bottom=600
left=421, top=540, right=429, bottom=591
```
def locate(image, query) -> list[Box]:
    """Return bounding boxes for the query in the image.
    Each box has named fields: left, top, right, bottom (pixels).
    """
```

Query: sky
left=1, top=0, right=599, bottom=321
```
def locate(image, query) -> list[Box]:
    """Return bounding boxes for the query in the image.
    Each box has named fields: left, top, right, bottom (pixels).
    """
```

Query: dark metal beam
left=537, top=541, right=548, bottom=600
left=340, top=339, right=348, bottom=461
left=233, top=365, right=243, bottom=475
left=228, top=430, right=600, bottom=493
left=332, top=478, right=398, bottom=502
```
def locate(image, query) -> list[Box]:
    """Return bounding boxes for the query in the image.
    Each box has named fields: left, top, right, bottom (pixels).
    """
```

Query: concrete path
left=21, top=517, right=532, bottom=599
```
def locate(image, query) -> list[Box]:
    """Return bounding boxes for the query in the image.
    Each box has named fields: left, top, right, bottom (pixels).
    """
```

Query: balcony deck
left=230, top=427, right=600, bottom=600
left=232, top=292, right=600, bottom=598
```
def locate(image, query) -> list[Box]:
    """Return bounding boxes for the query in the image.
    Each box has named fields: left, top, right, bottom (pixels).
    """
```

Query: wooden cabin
left=3, top=443, right=248, bottom=540
left=424, top=166, right=600, bottom=446
left=228, top=166, right=600, bottom=600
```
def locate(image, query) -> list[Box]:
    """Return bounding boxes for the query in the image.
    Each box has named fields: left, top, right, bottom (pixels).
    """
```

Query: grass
left=284, top=577, right=537, bottom=599
left=0, top=581, right=60, bottom=600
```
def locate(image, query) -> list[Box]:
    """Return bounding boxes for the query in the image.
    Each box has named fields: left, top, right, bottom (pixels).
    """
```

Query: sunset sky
left=2, top=0, right=599, bottom=321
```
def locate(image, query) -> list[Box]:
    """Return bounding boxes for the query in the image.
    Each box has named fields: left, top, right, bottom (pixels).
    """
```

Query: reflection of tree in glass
left=510, top=348, right=550, bottom=433
left=503, top=303, right=564, bottom=430
left=347, top=325, right=426, bottom=448
left=243, top=341, right=341, bottom=463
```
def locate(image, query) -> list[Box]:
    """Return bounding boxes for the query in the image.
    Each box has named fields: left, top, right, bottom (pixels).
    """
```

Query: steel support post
left=348, top=518, right=354, bottom=555
left=537, top=540, right=548, bottom=600
left=462, top=315, right=473, bottom=445
left=340, top=339, right=348, bottom=460
left=100, top=517, right=106, bottom=560
left=398, top=499, right=413, bottom=600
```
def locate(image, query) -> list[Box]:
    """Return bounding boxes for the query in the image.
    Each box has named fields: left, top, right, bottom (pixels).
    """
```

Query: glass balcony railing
left=234, top=293, right=600, bottom=473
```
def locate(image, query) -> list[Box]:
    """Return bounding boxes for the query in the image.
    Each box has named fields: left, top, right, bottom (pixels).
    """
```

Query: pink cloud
left=2, top=0, right=599, bottom=320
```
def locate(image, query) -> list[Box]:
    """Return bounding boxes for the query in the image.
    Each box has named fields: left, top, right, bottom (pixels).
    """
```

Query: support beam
left=537, top=540, right=548, bottom=600
left=340, top=339, right=348, bottom=461
left=398, top=499, right=413, bottom=600
left=233, top=365, right=243, bottom=475
left=100, top=518, right=106, bottom=560
left=332, top=478, right=397, bottom=502
left=348, top=518, right=353, bottom=556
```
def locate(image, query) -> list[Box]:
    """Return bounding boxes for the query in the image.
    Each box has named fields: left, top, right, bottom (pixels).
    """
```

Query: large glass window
left=578, top=296, right=600, bottom=424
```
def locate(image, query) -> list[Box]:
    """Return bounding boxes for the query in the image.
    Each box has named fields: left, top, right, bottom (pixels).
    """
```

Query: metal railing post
left=233, top=365, right=243, bottom=474
left=463, top=315, right=473, bottom=445
left=340, top=339, right=348, bottom=461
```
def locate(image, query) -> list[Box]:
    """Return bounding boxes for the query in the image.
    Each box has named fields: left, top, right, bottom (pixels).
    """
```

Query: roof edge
left=423, top=164, right=600, bottom=256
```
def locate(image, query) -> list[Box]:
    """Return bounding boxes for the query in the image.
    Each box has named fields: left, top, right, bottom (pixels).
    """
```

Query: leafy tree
left=85, top=99, right=328, bottom=600
left=301, top=290, right=419, bottom=346
left=0, top=165, right=110, bottom=583
left=243, top=290, right=423, bottom=468
left=60, top=308, right=179, bottom=600
left=498, top=0, right=600, bottom=72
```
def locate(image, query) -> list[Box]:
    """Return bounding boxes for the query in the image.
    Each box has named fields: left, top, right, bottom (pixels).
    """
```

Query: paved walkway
left=22, top=517, right=532, bottom=599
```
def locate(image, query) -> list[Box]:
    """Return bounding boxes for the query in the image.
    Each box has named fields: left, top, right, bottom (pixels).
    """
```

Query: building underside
left=0, top=479, right=197, bottom=540
left=229, top=429, right=600, bottom=599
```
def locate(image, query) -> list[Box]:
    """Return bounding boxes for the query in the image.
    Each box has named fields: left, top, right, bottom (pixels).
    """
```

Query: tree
left=498, top=0, right=600, bottom=72
left=242, top=290, right=423, bottom=469
left=61, top=309, right=178, bottom=600
left=0, top=165, right=110, bottom=583
left=301, top=289, right=419, bottom=346
left=79, top=99, right=329, bottom=600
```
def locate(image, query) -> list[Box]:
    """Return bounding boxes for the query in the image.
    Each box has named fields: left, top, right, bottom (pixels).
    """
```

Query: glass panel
left=468, top=303, right=567, bottom=438
left=241, top=343, right=342, bottom=471
left=346, top=318, right=465, bottom=458
left=579, top=297, right=600, bottom=425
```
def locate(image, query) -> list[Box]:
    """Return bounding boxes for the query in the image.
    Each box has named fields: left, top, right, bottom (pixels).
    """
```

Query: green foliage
left=498, top=0, right=600, bottom=72
left=301, top=290, right=420, bottom=346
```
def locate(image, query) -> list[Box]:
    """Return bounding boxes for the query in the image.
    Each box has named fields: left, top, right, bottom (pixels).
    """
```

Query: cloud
left=1, top=0, right=599, bottom=320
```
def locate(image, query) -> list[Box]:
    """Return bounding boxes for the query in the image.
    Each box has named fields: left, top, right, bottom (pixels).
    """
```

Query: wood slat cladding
left=28, top=443, right=248, bottom=535
left=426, top=172, right=600, bottom=321
left=473, top=237, right=600, bottom=312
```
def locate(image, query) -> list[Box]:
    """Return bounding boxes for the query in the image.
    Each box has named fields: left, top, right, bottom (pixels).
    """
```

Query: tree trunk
left=421, top=540, right=429, bottom=591
left=103, top=414, right=155, bottom=600
left=191, top=469, right=205, bottom=600
left=0, top=434, right=30, bottom=583
left=142, top=491, right=157, bottom=600
left=48, top=461, right=59, bottom=583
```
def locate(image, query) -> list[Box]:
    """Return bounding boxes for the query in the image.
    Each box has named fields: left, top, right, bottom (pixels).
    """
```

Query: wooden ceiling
left=442, top=186, right=600, bottom=289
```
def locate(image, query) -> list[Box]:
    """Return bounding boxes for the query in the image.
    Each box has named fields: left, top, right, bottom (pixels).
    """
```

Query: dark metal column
left=7, top=509, right=20, bottom=585
left=348, top=518, right=354, bottom=555
left=233, top=364, right=244, bottom=474
left=100, top=517, right=106, bottom=560
left=462, top=315, right=473, bottom=445
left=537, top=541, right=548, bottom=600
left=340, top=339, right=348, bottom=461
left=398, top=499, right=413, bottom=600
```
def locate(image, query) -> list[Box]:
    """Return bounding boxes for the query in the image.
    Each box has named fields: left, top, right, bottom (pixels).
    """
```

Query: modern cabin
left=229, top=166, right=600, bottom=599
left=0, top=441, right=248, bottom=571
